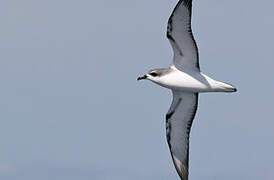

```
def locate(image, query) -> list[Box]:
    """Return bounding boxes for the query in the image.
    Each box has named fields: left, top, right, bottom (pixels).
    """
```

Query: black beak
left=137, top=75, right=147, bottom=81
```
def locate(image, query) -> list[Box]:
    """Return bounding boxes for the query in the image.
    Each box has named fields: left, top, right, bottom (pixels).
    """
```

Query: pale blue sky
left=0, top=0, right=274, bottom=179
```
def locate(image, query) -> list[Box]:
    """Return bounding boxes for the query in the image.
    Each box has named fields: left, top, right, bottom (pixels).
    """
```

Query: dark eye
left=149, top=72, right=158, bottom=77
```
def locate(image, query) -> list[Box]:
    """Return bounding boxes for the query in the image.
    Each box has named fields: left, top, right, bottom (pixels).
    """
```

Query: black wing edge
left=166, top=0, right=200, bottom=70
left=165, top=93, right=199, bottom=180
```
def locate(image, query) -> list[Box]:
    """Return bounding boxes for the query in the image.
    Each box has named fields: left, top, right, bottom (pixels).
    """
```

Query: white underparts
left=148, top=68, right=236, bottom=93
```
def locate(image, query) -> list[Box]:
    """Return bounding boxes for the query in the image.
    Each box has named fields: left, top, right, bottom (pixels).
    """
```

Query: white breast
left=154, top=70, right=232, bottom=93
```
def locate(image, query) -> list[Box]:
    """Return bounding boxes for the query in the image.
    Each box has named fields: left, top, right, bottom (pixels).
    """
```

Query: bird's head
left=137, top=68, right=170, bottom=82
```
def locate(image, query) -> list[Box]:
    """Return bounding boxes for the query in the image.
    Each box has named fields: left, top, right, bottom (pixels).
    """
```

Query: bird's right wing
left=167, top=0, right=200, bottom=72
left=166, top=91, right=198, bottom=180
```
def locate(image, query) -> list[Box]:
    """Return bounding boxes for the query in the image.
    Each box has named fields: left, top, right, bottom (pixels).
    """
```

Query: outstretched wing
left=167, top=0, right=200, bottom=72
left=166, top=91, right=198, bottom=180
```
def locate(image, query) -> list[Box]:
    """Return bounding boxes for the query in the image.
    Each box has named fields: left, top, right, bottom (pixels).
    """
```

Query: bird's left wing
left=167, top=0, right=200, bottom=72
left=166, top=91, right=198, bottom=180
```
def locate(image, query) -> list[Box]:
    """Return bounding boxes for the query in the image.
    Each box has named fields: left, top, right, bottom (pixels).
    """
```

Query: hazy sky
left=0, top=0, right=274, bottom=179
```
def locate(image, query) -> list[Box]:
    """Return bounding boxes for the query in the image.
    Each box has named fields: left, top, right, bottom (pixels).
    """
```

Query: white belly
left=153, top=71, right=234, bottom=93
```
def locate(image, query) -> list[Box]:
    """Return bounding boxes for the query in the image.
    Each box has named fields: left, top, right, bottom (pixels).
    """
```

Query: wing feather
left=167, top=0, right=200, bottom=72
left=166, top=91, right=198, bottom=180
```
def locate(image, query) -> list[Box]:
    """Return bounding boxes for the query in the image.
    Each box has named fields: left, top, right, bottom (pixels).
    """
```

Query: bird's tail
left=215, top=81, right=237, bottom=93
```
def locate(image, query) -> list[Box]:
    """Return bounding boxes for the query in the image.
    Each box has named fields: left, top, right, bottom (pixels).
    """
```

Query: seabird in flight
left=137, top=0, right=237, bottom=179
